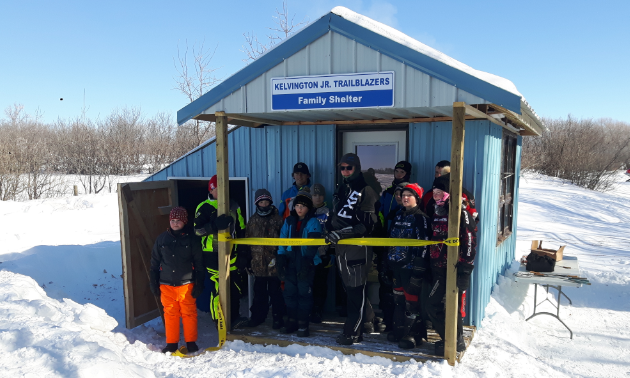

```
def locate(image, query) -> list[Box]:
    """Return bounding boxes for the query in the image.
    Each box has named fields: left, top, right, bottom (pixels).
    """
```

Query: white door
left=342, top=130, right=407, bottom=191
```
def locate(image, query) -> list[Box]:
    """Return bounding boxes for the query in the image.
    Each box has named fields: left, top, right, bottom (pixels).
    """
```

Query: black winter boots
left=186, top=342, right=199, bottom=353
left=297, top=321, right=310, bottom=337
left=335, top=333, right=363, bottom=345
left=161, top=343, right=178, bottom=353
left=280, top=317, right=298, bottom=334
left=434, top=335, right=466, bottom=356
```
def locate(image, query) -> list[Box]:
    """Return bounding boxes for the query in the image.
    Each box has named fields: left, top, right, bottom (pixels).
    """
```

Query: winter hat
left=432, top=174, right=450, bottom=193
left=401, top=183, right=424, bottom=201
left=338, top=153, right=362, bottom=181
left=312, top=183, right=326, bottom=196
left=293, top=187, right=313, bottom=209
left=254, top=188, right=273, bottom=205
left=394, top=161, right=412, bottom=182
left=394, top=181, right=410, bottom=193
left=169, top=207, right=188, bottom=224
left=208, top=175, right=218, bottom=192
left=293, top=162, right=311, bottom=177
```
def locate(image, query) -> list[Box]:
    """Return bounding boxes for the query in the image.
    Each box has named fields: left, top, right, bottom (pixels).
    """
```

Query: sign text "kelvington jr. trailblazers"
left=271, top=72, right=394, bottom=111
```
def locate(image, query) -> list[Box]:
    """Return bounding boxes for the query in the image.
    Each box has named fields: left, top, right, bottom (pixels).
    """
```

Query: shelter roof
left=177, top=7, right=544, bottom=135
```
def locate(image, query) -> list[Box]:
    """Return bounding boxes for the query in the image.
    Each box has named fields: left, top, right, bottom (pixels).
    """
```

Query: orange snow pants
left=160, top=283, right=197, bottom=344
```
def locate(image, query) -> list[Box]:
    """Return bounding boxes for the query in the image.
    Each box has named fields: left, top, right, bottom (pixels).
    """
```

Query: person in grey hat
left=243, top=189, right=285, bottom=329
left=324, top=153, right=379, bottom=345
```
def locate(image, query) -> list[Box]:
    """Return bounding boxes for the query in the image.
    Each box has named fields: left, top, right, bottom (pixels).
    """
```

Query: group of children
left=150, top=156, right=477, bottom=356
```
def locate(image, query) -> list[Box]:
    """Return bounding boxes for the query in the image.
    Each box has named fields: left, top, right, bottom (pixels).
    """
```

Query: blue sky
left=1, top=0, right=629, bottom=124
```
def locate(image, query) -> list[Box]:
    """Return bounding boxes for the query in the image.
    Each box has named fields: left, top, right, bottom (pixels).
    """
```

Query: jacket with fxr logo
left=326, top=172, right=378, bottom=237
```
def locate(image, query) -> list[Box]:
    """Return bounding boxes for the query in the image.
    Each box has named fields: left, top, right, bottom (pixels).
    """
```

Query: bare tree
left=173, top=41, right=221, bottom=147
left=522, top=115, right=630, bottom=191
left=242, top=0, right=307, bottom=62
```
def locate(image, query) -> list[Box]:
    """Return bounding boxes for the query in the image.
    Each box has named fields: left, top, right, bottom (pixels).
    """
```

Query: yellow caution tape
left=171, top=295, right=227, bottom=358
left=218, top=232, right=459, bottom=247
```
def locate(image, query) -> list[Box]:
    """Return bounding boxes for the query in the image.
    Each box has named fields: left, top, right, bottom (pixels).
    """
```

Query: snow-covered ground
left=1, top=173, right=629, bottom=377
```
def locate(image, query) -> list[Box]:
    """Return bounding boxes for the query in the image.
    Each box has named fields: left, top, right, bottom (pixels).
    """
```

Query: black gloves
left=276, top=254, right=288, bottom=281
left=297, top=256, right=314, bottom=281
left=149, top=270, right=161, bottom=297
left=325, top=230, right=342, bottom=244
left=214, top=214, right=234, bottom=230
left=191, top=275, right=204, bottom=298
left=457, top=264, right=474, bottom=292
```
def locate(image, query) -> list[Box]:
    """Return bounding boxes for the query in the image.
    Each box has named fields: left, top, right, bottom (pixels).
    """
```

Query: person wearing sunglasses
left=324, top=153, right=379, bottom=345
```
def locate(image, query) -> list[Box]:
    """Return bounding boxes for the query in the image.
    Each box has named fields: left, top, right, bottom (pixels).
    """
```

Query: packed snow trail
left=0, top=173, right=629, bottom=377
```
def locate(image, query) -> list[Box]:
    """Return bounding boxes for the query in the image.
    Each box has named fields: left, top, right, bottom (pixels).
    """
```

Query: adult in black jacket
left=150, top=207, right=204, bottom=354
left=324, top=153, right=379, bottom=345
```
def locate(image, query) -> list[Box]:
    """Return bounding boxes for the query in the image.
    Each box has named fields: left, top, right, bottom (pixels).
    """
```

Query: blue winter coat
left=278, top=210, right=322, bottom=265
left=278, top=180, right=312, bottom=215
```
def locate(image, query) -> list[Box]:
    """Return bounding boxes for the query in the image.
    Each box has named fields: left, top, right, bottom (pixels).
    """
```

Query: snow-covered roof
left=331, top=7, right=522, bottom=97
left=177, top=6, right=544, bottom=134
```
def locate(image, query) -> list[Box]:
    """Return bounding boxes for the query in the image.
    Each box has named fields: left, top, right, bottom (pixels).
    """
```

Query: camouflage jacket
left=245, top=206, right=284, bottom=277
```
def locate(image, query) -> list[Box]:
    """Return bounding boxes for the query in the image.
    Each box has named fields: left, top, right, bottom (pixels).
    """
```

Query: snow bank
left=0, top=271, right=154, bottom=378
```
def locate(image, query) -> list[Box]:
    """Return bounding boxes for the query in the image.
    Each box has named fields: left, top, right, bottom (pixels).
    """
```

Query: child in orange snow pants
left=150, top=207, right=205, bottom=354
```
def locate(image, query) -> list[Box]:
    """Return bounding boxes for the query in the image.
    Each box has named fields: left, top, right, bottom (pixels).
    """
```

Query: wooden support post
left=445, top=102, right=466, bottom=366
left=73, top=185, right=78, bottom=196
left=215, top=112, right=232, bottom=331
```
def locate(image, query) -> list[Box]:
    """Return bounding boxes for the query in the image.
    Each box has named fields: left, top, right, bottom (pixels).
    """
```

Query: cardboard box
left=531, top=240, right=565, bottom=261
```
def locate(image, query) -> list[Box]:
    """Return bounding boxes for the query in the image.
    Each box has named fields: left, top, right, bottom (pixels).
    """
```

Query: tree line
left=0, top=104, right=211, bottom=201
left=521, top=116, right=630, bottom=191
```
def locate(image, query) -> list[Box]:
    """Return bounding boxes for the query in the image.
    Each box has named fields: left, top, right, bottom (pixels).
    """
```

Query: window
left=498, top=130, right=517, bottom=244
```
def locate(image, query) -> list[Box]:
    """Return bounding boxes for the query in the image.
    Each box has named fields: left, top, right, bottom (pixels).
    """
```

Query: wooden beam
left=464, top=104, right=520, bottom=134
left=281, top=115, right=477, bottom=126
left=215, top=112, right=232, bottom=331
left=445, top=101, right=466, bottom=366
left=222, top=112, right=283, bottom=126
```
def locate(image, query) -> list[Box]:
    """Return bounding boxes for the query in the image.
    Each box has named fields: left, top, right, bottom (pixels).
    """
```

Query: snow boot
left=363, top=321, right=375, bottom=334
left=231, top=317, right=249, bottom=330
left=387, top=293, right=407, bottom=342
left=186, top=342, right=199, bottom=354
left=434, top=335, right=466, bottom=356
left=335, top=333, right=363, bottom=346
left=161, top=343, right=178, bottom=353
left=310, top=307, right=323, bottom=324
left=245, top=318, right=264, bottom=328
left=297, top=321, right=310, bottom=337
left=272, top=317, right=284, bottom=330
left=373, top=316, right=387, bottom=333
left=396, top=312, right=417, bottom=349
left=280, top=318, right=298, bottom=334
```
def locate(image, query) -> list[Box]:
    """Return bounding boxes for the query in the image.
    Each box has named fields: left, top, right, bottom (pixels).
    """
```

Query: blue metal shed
left=145, top=6, right=543, bottom=329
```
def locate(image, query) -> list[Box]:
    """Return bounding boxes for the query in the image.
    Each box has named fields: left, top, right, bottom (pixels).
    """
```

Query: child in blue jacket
left=276, top=187, right=322, bottom=337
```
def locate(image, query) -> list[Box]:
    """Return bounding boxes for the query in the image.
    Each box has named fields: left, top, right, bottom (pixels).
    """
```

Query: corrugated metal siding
left=409, top=120, right=521, bottom=327
left=145, top=125, right=336, bottom=216
left=200, top=30, right=488, bottom=120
